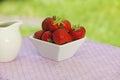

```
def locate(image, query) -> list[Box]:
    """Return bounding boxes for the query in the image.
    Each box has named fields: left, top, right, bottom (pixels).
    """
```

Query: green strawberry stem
left=53, top=16, right=56, bottom=19
left=53, top=16, right=63, bottom=25
left=72, top=24, right=81, bottom=30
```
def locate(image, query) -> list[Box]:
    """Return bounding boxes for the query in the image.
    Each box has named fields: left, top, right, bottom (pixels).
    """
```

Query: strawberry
left=42, top=17, right=59, bottom=31
left=34, top=30, right=45, bottom=39
left=69, top=26, right=86, bottom=40
left=53, top=29, right=72, bottom=45
left=60, top=19, right=71, bottom=32
left=42, top=17, right=51, bottom=31
left=48, top=17, right=59, bottom=31
left=41, top=31, right=52, bottom=42
left=66, top=34, right=73, bottom=43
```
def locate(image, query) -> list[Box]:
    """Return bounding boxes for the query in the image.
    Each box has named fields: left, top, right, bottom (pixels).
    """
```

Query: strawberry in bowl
left=29, top=16, right=86, bottom=61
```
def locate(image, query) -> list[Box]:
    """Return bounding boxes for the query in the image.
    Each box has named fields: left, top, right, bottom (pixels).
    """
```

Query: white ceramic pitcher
left=0, top=20, right=22, bottom=62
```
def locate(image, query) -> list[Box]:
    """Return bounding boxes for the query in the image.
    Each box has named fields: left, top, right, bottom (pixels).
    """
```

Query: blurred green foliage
left=0, top=0, right=120, bottom=47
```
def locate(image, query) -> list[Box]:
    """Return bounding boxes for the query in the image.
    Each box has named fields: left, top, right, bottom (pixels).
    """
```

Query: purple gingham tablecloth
left=0, top=37, right=120, bottom=80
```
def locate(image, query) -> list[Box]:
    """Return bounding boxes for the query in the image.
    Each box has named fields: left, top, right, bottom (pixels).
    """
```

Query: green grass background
left=0, top=0, right=120, bottom=47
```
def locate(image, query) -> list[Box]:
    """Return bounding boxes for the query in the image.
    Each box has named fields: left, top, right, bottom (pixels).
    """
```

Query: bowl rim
left=29, top=34, right=86, bottom=47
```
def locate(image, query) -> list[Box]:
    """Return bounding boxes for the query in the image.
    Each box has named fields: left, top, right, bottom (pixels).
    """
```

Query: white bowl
left=29, top=35, right=86, bottom=61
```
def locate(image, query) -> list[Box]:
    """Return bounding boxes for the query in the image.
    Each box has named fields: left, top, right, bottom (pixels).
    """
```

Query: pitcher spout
left=0, top=20, right=23, bottom=28
left=12, top=20, right=23, bottom=27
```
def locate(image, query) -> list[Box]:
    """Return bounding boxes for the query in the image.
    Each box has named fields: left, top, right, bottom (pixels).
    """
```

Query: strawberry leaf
left=54, top=17, right=63, bottom=25
left=72, top=24, right=80, bottom=30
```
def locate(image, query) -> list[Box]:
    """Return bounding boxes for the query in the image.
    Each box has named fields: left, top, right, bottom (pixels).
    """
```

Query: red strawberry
left=41, top=31, right=52, bottom=42
left=42, top=17, right=59, bottom=31
left=66, top=34, right=73, bottom=43
left=42, top=17, right=51, bottom=31
left=60, top=19, right=71, bottom=32
left=48, top=17, right=59, bottom=31
left=53, top=29, right=72, bottom=45
left=34, top=30, right=45, bottom=39
left=69, top=26, right=86, bottom=40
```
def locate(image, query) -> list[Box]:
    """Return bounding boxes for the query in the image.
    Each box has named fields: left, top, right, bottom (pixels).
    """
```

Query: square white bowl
left=29, top=35, right=86, bottom=61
